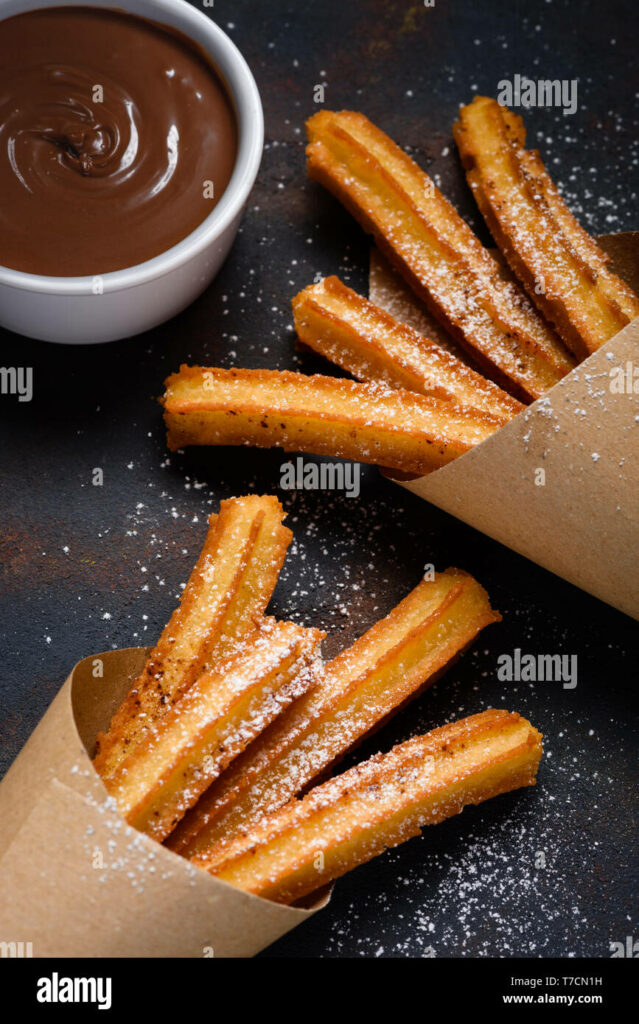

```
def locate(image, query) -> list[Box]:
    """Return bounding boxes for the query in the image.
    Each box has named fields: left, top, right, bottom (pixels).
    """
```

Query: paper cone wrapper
left=0, top=648, right=329, bottom=957
left=370, top=232, right=639, bottom=621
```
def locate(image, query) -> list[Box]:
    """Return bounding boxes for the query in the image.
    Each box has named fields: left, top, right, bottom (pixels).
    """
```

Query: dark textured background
left=0, top=0, right=637, bottom=958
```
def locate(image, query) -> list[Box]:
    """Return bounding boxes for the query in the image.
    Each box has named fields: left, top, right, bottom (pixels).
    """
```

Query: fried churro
left=454, top=96, right=639, bottom=360
left=94, top=495, right=292, bottom=780
left=161, top=365, right=505, bottom=475
left=167, top=568, right=499, bottom=858
left=293, top=275, right=524, bottom=421
left=306, top=110, right=575, bottom=401
left=104, top=619, right=323, bottom=843
left=194, top=709, right=542, bottom=904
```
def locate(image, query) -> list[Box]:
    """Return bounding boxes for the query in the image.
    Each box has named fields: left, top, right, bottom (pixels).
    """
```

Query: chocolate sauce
left=0, top=7, right=238, bottom=275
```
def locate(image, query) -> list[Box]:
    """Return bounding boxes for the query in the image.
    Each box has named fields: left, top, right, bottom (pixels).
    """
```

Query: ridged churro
left=104, top=619, right=323, bottom=843
left=168, top=568, right=499, bottom=858
left=94, top=495, right=292, bottom=780
left=454, top=96, right=639, bottom=360
left=306, top=109, right=575, bottom=401
left=161, top=365, right=505, bottom=475
left=195, top=709, right=543, bottom=904
left=293, top=275, right=524, bottom=421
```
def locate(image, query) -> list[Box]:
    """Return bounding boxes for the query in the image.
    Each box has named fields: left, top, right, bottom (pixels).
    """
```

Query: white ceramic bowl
left=0, top=0, right=263, bottom=343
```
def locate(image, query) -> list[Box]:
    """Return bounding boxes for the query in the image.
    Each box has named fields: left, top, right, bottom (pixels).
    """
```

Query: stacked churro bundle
left=95, top=494, right=542, bottom=904
left=94, top=495, right=324, bottom=842
left=161, top=101, right=638, bottom=476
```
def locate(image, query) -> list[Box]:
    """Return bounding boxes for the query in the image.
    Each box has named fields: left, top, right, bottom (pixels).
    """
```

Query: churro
left=293, top=275, right=524, bottom=421
left=104, top=619, right=323, bottom=843
left=161, top=365, right=505, bottom=475
left=306, top=109, right=575, bottom=401
left=454, top=96, right=639, bottom=360
left=194, top=709, right=542, bottom=904
left=94, top=495, right=292, bottom=780
left=168, top=568, right=499, bottom=857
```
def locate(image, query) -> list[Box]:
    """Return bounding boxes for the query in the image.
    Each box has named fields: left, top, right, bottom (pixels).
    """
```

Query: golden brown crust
left=453, top=96, right=639, bottom=359
left=167, top=568, right=500, bottom=858
left=160, top=365, right=505, bottom=475
left=293, top=275, right=524, bottom=421
left=104, top=620, right=324, bottom=843
left=195, top=709, right=543, bottom=904
left=517, top=147, right=639, bottom=325
left=93, top=495, right=292, bottom=780
left=305, top=110, right=575, bottom=401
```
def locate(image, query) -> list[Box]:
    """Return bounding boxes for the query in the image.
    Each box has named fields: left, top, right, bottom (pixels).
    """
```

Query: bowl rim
left=0, top=0, right=264, bottom=294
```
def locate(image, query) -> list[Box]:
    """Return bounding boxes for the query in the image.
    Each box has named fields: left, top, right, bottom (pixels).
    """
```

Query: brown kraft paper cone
left=0, top=648, right=329, bottom=958
left=370, top=232, right=639, bottom=621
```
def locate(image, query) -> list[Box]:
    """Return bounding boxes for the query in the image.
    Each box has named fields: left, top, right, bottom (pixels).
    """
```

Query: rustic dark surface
left=0, top=0, right=637, bottom=958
